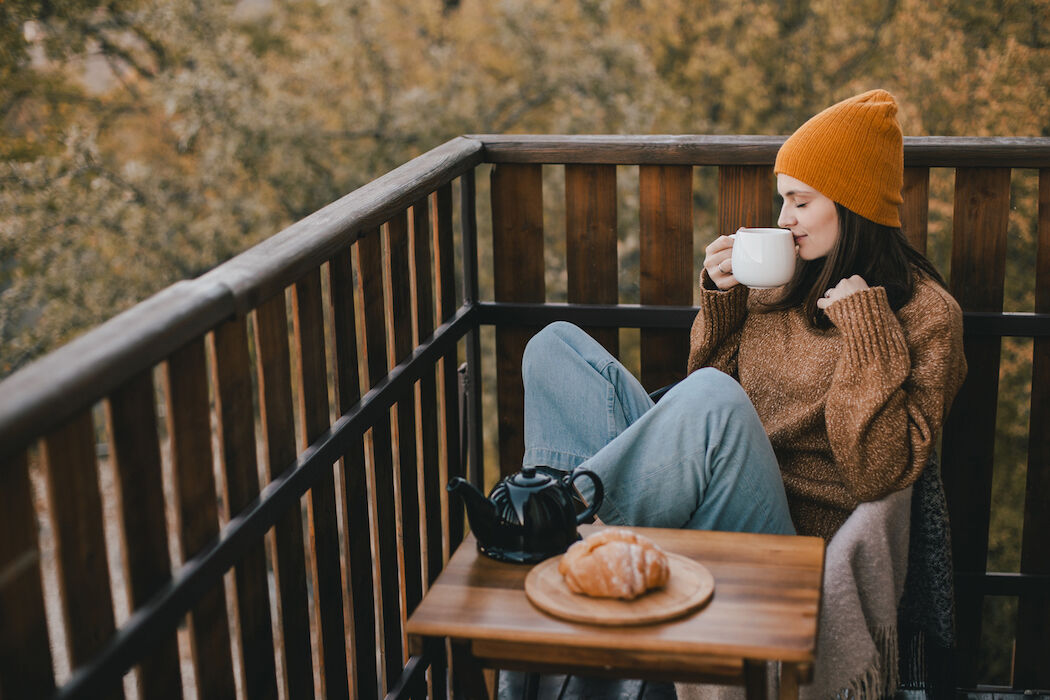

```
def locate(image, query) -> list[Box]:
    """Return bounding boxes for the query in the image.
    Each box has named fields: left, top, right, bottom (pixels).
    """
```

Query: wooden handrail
left=197, top=136, right=483, bottom=314
left=472, top=134, right=1050, bottom=167
left=0, top=136, right=483, bottom=464
left=474, top=301, right=1050, bottom=337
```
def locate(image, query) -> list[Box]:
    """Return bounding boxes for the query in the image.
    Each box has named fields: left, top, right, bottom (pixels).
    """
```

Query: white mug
left=730, top=227, right=796, bottom=288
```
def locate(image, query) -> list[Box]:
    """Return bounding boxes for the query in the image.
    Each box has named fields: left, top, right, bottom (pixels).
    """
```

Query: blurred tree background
left=2, top=0, right=1048, bottom=684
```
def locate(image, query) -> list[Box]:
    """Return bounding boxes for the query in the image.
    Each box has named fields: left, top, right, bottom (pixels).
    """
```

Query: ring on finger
left=718, top=260, right=729, bottom=273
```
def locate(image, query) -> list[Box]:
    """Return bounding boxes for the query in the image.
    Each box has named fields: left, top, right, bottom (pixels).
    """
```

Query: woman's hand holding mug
left=704, top=235, right=738, bottom=290
left=705, top=228, right=797, bottom=291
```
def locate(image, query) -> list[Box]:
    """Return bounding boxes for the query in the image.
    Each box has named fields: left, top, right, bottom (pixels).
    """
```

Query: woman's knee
left=523, top=322, right=584, bottom=378
left=541, top=321, right=591, bottom=346
left=663, top=367, right=752, bottom=415
left=523, top=321, right=592, bottom=361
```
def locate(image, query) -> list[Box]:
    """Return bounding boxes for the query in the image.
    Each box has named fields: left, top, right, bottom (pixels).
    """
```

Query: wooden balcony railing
left=0, top=134, right=1048, bottom=699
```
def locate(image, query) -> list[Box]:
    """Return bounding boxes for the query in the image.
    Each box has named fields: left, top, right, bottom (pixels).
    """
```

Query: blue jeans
left=522, top=321, right=795, bottom=535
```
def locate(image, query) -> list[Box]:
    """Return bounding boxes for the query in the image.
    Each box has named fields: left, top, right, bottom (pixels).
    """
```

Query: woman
left=522, top=89, right=967, bottom=540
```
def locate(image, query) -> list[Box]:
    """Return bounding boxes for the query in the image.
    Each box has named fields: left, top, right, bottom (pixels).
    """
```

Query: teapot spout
left=447, top=477, right=500, bottom=546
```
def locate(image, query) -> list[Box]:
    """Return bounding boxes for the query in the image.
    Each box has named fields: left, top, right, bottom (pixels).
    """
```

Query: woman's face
left=776, top=174, right=840, bottom=260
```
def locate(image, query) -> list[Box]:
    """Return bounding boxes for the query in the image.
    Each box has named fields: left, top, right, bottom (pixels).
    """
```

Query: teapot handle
left=568, top=468, right=604, bottom=524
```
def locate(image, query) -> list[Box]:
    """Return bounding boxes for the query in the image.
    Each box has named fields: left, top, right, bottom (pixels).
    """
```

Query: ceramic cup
left=730, top=227, right=797, bottom=288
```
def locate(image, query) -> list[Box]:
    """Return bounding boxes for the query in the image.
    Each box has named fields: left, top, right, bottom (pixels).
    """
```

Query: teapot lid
left=508, top=466, right=553, bottom=488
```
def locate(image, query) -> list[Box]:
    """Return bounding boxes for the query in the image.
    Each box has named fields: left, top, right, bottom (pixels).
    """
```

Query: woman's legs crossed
left=521, top=322, right=794, bottom=535
left=577, top=369, right=794, bottom=534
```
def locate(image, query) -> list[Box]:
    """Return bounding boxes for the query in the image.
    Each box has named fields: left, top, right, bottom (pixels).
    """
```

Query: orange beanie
left=774, top=89, right=904, bottom=227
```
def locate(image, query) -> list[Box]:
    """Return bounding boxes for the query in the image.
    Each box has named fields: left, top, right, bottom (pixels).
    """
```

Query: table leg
left=450, top=641, right=494, bottom=700
left=743, top=660, right=769, bottom=700
left=778, top=662, right=799, bottom=700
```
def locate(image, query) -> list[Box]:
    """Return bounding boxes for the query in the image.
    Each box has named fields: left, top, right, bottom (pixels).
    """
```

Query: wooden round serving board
left=524, top=552, right=715, bottom=626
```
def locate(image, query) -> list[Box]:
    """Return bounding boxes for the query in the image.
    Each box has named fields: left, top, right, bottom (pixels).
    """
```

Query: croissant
left=558, top=528, right=670, bottom=600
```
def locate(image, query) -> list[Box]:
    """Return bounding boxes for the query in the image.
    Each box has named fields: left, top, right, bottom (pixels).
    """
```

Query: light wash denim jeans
left=522, top=321, right=795, bottom=535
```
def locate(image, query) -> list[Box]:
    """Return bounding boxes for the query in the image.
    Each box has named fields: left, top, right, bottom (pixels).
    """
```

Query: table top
left=406, top=525, right=825, bottom=678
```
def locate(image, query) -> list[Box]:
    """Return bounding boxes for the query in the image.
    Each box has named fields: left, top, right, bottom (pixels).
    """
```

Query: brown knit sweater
left=688, top=272, right=967, bottom=540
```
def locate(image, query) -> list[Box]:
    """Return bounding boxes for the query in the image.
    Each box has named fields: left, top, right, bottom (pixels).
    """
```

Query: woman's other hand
left=817, top=275, right=870, bottom=309
left=704, top=236, right=738, bottom=290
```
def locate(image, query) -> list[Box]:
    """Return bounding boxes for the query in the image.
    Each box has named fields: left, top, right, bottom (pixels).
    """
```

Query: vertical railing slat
left=413, top=197, right=445, bottom=590
left=254, top=293, right=315, bottom=700
left=105, top=371, right=182, bottom=699
left=641, top=164, right=693, bottom=392
left=566, top=164, right=619, bottom=355
left=1014, top=167, right=1050, bottom=689
left=211, top=318, right=279, bottom=700
left=902, top=166, right=931, bottom=253
left=717, top=165, right=773, bottom=236
left=42, top=411, right=124, bottom=699
left=329, top=247, right=379, bottom=700
left=461, top=170, right=484, bottom=491
left=0, top=450, right=56, bottom=699
left=292, top=269, right=350, bottom=700
left=387, top=212, right=425, bottom=620
left=413, top=197, right=448, bottom=699
left=434, top=184, right=464, bottom=551
left=491, top=163, right=545, bottom=478
left=456, top=163, right=484, bottom=700
left=941, top=167, right=1011, bottom=688
left=357, top=228, right=404, bottom=692
left=164, top=338, right=235, bottom=699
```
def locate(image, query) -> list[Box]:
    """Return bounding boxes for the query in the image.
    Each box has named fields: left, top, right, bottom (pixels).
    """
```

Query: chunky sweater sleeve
left=822, top=282, right=966, bottom=505
left=687, top=269, right=750, bottom=377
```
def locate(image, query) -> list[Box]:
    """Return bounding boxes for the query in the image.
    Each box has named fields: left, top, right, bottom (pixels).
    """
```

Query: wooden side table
left=406, top=525, right=825, bottom=699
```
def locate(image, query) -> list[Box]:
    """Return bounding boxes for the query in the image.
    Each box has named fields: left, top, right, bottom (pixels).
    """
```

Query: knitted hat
left=774, top=89, right=904, bottom=227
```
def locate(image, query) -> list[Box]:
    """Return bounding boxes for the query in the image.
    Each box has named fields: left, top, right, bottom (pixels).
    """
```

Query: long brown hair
left=762, top=203, right=948, bottom=329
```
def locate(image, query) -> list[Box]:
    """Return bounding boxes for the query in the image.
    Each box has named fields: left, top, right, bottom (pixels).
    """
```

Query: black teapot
left=447, top=466, right=604, bottom=563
